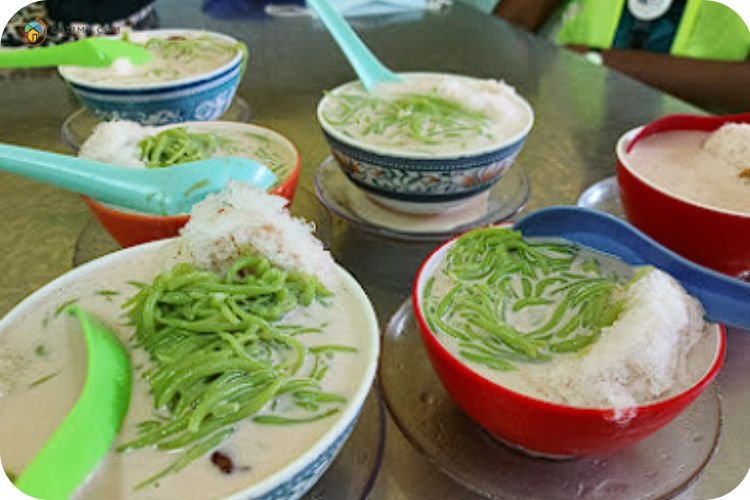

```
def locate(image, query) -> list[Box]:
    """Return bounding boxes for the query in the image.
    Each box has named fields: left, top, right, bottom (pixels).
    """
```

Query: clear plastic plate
left=315, top=156, right=530, bottom=242
left=381, top=300, right=722, bottom=500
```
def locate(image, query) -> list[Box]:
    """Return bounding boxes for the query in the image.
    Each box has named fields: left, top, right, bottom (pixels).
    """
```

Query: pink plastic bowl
left=412, top=228, right=726, bottom=457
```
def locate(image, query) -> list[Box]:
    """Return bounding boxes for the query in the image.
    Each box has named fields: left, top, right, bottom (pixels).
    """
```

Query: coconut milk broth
left=428, top=239, right=715, bottom=406
left=62, top=34, right=238, bottom=86
left=430, top=238, right=634, bottom=333
left=626, top=130, right=750, bottom=214
left=0, top=242, right=368, bottom=499
left=321, top=74, right=531, bottom=156
left=182, top=123, right=295, bottom=181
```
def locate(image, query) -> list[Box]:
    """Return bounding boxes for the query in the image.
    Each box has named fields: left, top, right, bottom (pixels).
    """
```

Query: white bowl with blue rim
left=0, top=237, right=380, bottom=499
left=317, top=72, right=534, bottom=214
left=58, top=30, right=245, bottom=126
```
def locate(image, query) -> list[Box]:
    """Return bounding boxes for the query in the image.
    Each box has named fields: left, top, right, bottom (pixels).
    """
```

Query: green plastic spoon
left=0, top=37, right=151, bottom=69
left=15, top=306, right=132, bottom=500
left=0, top=143, right=278, bottom=215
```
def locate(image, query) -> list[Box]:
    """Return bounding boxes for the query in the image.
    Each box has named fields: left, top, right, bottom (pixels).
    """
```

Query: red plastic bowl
left=83, top=123, right=301, bottom=248
left=616, top=113, right=750, bottom=277
left=412, top=230, right=726, bottom=457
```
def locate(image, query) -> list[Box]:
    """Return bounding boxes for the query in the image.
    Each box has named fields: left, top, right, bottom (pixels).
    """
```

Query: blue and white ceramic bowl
left=317, top=73, right=534, bottom=214
left=58, top=30, right=244, bottom=126
left=0, top=238, right=379, bottom=500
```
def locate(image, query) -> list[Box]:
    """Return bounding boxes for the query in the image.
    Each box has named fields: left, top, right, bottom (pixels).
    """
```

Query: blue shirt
left=612, top=0, right=688, bottom=52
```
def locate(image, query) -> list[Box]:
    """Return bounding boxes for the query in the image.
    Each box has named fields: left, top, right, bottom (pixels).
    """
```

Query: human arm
left=493, top=0, right=564, bottom=33
left=598, top=50, right=750, bottom=112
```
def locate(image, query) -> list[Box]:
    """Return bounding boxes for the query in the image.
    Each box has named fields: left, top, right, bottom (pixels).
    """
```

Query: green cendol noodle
left=323, top=92, right=492, bottom=145
left=138, top=128, right=288, bottom=178
left=422, top=227, right=629, bottom=371
left=137, top=34, right=244, bottom=82
left=139, top=128, right=218, bottom=168
left=120, top=251, right=354, bottom=489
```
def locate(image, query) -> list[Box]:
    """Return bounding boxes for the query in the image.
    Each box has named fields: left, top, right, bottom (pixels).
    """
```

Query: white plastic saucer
left=314, top=156, right=530, bottom=242
left=61, top=95, right=252, bottom=151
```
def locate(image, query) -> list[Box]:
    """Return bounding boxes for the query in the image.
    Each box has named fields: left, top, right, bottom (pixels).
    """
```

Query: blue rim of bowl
left=316, top=72, right=535, bottom=161
left=65, top=60, right=241, bottom=97
left=58, top=29, right=244, bottom=92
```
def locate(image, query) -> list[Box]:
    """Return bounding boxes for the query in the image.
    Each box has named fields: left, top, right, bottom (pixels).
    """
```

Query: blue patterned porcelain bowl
left=0, top=237, right=379, bottom=500
left=58, top=30, right=244, bottom=126
left=317, top=73, right=534, bottom=214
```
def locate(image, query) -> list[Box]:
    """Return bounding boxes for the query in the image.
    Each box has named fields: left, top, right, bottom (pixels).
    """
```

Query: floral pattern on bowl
left=64, top=64, right=241, bottom=126
left=324, top=129, right=527, bottom=213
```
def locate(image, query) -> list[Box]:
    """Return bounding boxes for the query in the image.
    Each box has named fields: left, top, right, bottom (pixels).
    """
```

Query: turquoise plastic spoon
left=306, top=0, right=401, bottom=90
left=0, top=37, right=152, bottom=69
left=0, top=143, right=278, bottom=215
left=15, top=306, right=132, bottom=500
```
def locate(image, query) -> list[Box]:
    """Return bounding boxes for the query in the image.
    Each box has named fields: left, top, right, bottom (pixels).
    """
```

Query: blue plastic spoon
left=0, top=143, right=277, bottom=216
left=306, top=0, right=401, bottom=90
left=515, top=206, right=750, bottom=331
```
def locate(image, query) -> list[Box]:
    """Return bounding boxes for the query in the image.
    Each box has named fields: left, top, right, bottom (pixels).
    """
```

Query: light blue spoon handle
left=307, top=0, right=401, bottom=90
left=515, top=206, right=750, bottom=331
left=0, top=144, right=169, bottom=213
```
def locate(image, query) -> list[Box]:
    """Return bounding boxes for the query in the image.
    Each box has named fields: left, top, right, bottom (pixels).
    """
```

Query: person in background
left=1, top=0, right=158, bottom=47
left=492, top=0, right=749, bottom=112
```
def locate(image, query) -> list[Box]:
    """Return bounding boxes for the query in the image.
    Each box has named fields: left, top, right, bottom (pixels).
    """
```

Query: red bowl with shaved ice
left=616, top=113, right=750, bottom=278
left=412, top=225, right=726, bottom=457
